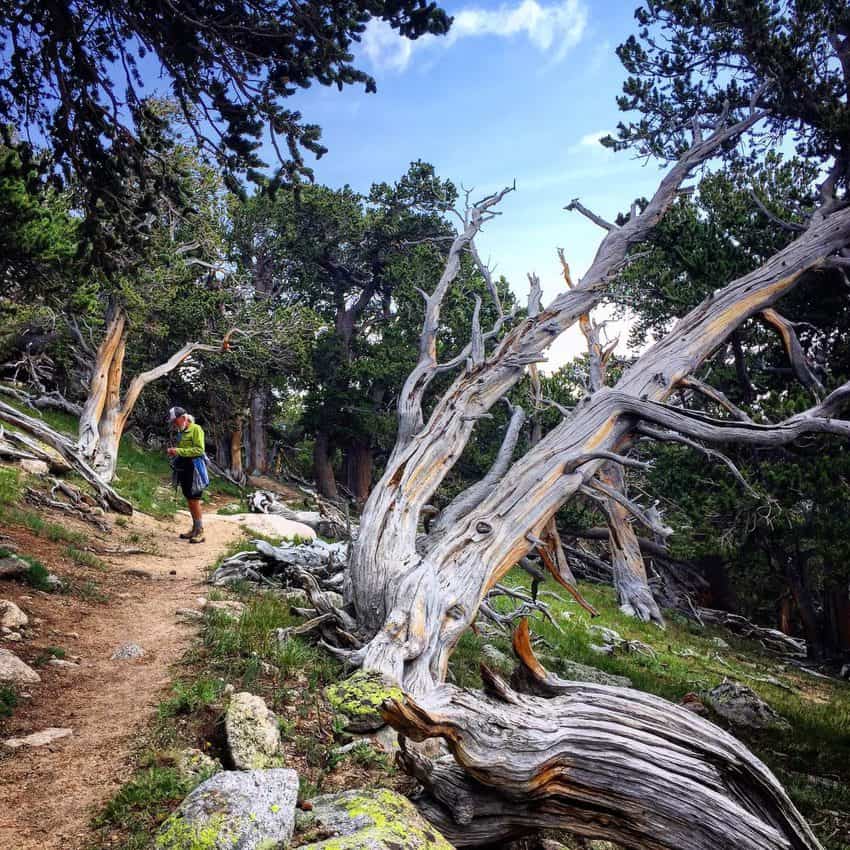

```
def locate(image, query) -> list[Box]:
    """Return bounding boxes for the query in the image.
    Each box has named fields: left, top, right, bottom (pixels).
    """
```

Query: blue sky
left=273, top=0, right=665, bottom=364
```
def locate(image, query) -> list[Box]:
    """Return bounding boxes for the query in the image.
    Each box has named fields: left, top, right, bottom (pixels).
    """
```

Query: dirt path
left=0, top=509, right=243, bottom=850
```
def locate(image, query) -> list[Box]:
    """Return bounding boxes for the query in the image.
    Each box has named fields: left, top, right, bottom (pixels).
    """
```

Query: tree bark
left=229, top=417, right=244, bottom=483
left=248, top=389, right=269, bottom=475
left=345, top=438, right=373, bottom=504
left=313, top=429, right=338, bottom=500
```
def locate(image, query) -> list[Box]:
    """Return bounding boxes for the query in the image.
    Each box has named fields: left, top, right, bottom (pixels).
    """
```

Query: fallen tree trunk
left=698, top=607, right=807, bottom=658
left=385, top=622, right=821, bottom=850
left=0, top=399, right=132, bottom=514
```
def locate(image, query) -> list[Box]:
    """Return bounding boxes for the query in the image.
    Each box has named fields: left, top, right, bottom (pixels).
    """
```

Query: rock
left=45, top=574, right=63, bottom=590
left=3, top=727, right=72, bottom=748
left=0, top=647, right=40, bottom=684
left=156, top=768, right=298, bottom=850
left=710, top=636, right=730, bottom=649
left=481, top=644, right=513, bottom=673
left=588, top=625, right=625, bottom=646
left=0, top=555, right=28, bottom=580
left=707, top=679, right=790, bottom=730
left=18, top=458, right=49, bottom=475
left=0, top=600, right=28, bottom=629
left=47, top=658, right=79, bottom=669
left=176, top=608, right=204, bottom=620
left=204, top=599, right=245, bottom=619
left=225, top=692, right=282, bottom=770
left=175, top=747, right=220, bottom=782
left=111, top=642, right=145, bottom=660
left=296, top=789, right=454, bottom=849
left=554, top=660, right=632, bottom=688
left=326, top=670, right=403, bottom=733
left=218, top=512, right=317, bottom=542
left=840, top=663, right=850, bottom=680
left=680, top=692, right=708, bottom=715
left=3, top=632, right=21, bottom=642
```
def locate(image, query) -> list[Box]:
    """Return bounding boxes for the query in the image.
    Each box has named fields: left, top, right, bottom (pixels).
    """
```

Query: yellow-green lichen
left=155, top=814, right=230, bottom=850
left=299, top=790, right=453, bottom=850
left=325, top=671, right=403, bottom=719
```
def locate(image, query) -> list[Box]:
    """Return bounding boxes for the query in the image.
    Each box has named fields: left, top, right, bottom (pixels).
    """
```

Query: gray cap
left=168, top=406, right=187, bottom=422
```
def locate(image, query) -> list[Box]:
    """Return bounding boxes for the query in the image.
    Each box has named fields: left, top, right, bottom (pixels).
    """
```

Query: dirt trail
left=0, top=509, right=243, bottom=850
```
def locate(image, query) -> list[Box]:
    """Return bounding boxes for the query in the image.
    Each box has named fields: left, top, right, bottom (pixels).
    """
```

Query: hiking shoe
left=179, top=529, right=195, bottom=539
left=189, top=531, right=206, bottom=544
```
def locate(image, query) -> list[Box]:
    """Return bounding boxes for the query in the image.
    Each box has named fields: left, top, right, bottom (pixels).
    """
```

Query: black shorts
left=176, top=459, right=203, bottom=500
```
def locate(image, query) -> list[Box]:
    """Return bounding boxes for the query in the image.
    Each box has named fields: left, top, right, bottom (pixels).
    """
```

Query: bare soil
left=0, top=507, right=243, bottom=850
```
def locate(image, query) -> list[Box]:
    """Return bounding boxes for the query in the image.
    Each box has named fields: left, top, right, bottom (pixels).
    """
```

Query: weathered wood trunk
left=229, top=418, right=244, bottom=483
left=248, top=389, right=268, bottom=475
left=382, top=622, right=821, bottom=850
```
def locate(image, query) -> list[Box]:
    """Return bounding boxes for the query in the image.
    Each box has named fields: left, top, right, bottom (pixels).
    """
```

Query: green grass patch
left=0, top=466, right=22, bottom=505
left=157, top=678, right=224, bottom=719
left=0, top=684, right=17, bottom=719
left=0, top=503, right=87, bottom=545
left=22, top=556, right=56, bottom=591
left=91, top=763, right=200, bottom=850
left=65, top=545, right=107, bottom=570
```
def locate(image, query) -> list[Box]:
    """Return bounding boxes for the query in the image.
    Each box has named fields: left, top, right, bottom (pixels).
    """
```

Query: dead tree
left=331, top=106, right=850, bottom=846
left=77, top=301, right=233, bottom=481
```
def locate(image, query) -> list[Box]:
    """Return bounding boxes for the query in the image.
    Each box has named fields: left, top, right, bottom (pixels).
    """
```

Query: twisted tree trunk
left=383, top=622, right=820, bottom=850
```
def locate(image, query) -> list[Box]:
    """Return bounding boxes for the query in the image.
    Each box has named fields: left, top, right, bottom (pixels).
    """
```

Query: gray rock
left=205, top=599, right=245, bottom=619
left=19, top=458, right=49, bottom=475
left=175, top=608, right=204, bottom=621
left=481, top=644, right=513, bottom=673
left=296, top=789, right=454, bottom=849
left=707, top=679, right=790, bottom=730
left=710, top=636, right=730, bottom=649
left=45, top=574, right=63, bottom=590
left=111, top=642, right=145, bottom=660
left=0, top=600, right=28, bottom=629
left=3, top=727, right=72, bottom=749
left=588, top=625, right=625, bottom=647
left=0, top=555, right=27, bottom=580
left=225, top=691, right=282, bottom=770
left=47, top=658, right=79, bottom=669
left=156, top=768, right=298, bottom=850
left=0, top=647, right=40, bottom=684
left=840, top=663, right=850, bottom=680
left=2, top=632, right=21, bottom=642
left=554, top=660, right=631, bottom=688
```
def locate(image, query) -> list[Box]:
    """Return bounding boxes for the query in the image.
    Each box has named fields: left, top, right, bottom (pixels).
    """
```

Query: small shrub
left=0, top=684, right=17, bottom=718
left=23, top=558, right=54, bottom=591
left=157, top=678, right=223, bottom=718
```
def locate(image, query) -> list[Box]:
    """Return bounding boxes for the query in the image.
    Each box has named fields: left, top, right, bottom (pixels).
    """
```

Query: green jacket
left=175, top=422, right=205, bottom=458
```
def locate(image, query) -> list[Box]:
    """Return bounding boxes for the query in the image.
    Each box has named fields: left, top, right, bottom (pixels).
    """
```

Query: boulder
left=0, top=555, right=28, bottom=580
left=296, top=789, right=454, bottom=850
left=707, top=679, right=790, bottom=730
left=218, top=513, right=316, bottom=542
left=225, top=691, right=282, bottom=770
left=111, top=642, right=145, bottom=660
left=204, top=600, right=245, bottom=619
left=0, top=647, right=40, bottom=684
left=18, top=458, right=49, bottom=476
left=175, top=747, right=220, bottom=782
left=155, top=768, right=298, bottom=850
left=3, top=727, right=72, bottom=749
left=0, top=600, right=28, bottom=630
left=481, top=644, right=513, bottom=674
left=554, top=659, right=631, bottom=688
left=326, top=670, right=403, bottom=733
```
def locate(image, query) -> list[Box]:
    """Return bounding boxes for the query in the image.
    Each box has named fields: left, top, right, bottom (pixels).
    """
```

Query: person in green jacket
left=167, top=406, right=208, bottom=543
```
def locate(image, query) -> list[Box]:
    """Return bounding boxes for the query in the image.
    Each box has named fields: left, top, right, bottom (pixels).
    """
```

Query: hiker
left=166, top=406, right=209, bottom=543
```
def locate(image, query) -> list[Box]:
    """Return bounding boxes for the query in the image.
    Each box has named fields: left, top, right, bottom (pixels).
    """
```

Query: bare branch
left=758, top=308, right=825, bottom=398
left=583, top=479, right=673, bottom=540
left=749, top=189, right=806, bottom=233
left=564, top=198, right=618, bottom=232
left=678, top=376, right=754, bottom=422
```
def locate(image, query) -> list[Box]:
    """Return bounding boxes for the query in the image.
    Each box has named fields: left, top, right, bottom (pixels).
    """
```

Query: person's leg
left=188, top=498, right=204, bottom=542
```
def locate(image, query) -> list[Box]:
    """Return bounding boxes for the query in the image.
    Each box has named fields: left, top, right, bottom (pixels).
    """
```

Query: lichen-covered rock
left=707, top=679, right=790, bottom=730
left=296, top=788, right=454, bottom=849
left=553, top=659, right=631, bottom=688
left=155, top=768, right=298, bottom=850
left=111, top=642, right=145, bottom=659
left=0, top=647, right=40, bottom=684
left=325, top=670, right=403, bottom=733
left=225, top=691, right=281, bottom=769
left=0, top=600, right=28, bottom=629
left=175, top=747, right=220, bottom=782
left=0, top=555, right=28, bottom=580
left=481, top=644, right=512, bottom=674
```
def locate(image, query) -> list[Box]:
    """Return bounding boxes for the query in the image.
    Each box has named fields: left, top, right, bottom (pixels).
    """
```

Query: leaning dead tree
left=310, top=102, right=850, bottom=847
left=77, top=302, right=237, bottom=481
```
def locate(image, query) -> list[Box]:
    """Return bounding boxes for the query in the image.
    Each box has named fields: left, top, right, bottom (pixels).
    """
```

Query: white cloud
left=567, top=129, right=615, bottom=154
left=362, top=0, right=588, bottom=72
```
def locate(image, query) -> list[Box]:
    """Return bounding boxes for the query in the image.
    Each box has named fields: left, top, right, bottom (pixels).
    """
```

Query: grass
left=65, top=545, right=107, bottom=570
left=457, top=571, right=850, bottom=850
left=157, top=678, right=224, bottom=719
left=0, top=684, right=17, bottom=719
left=91, top=761, right=204, bottom=850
